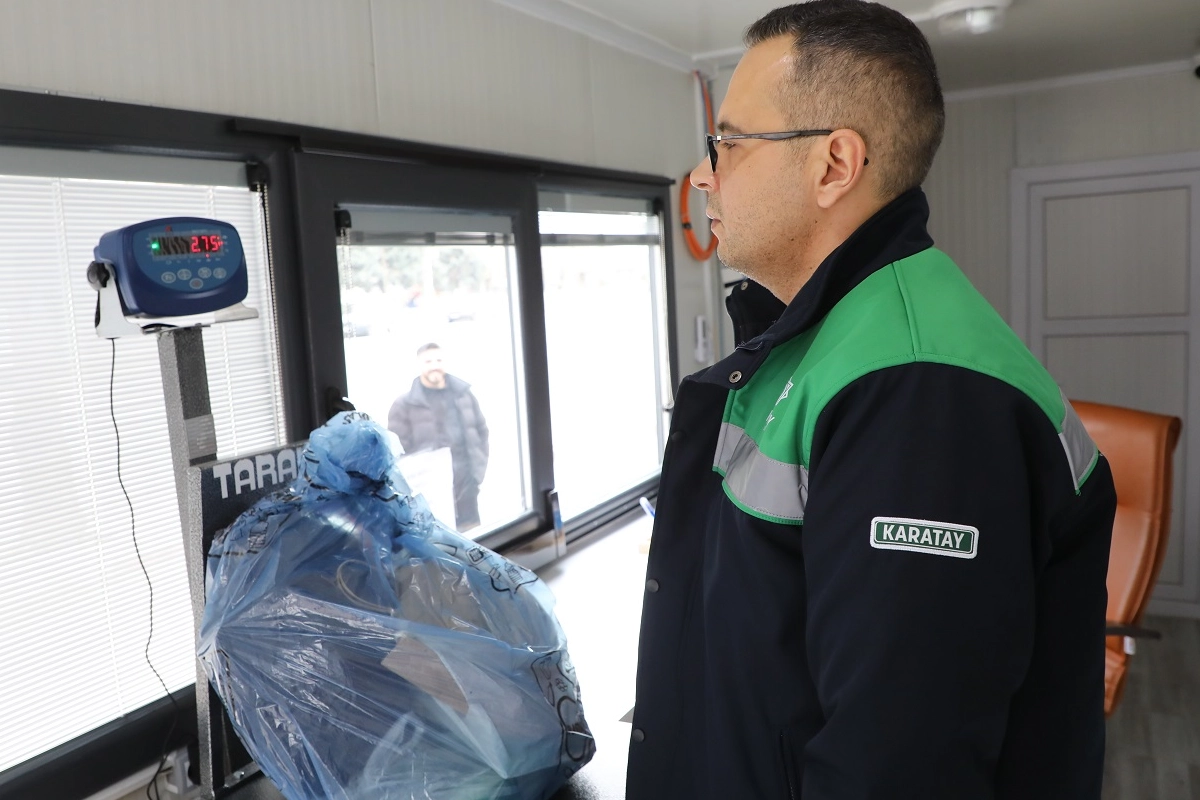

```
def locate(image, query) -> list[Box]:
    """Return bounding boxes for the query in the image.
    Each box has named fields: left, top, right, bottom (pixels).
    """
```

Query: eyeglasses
left=705, top=129, right=869, bottom=171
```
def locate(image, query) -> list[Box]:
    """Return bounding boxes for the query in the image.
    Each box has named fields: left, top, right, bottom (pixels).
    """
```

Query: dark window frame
left=0, top=87, right=676, bottom=800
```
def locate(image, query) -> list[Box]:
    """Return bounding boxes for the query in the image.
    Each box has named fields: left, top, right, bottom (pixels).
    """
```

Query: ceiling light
left=930, top=0, right=1011, bottom=35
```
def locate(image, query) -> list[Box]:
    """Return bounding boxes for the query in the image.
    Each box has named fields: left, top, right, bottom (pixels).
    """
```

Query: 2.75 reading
left=150, top=233, right=224, bottom=257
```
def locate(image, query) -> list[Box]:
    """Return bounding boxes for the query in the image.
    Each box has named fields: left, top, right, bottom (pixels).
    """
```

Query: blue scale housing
left=94, top=217, right=248, bottom=318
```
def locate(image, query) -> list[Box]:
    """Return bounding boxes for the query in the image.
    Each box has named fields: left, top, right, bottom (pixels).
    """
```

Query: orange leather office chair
left=1071, top=400, right=1182, bottom=717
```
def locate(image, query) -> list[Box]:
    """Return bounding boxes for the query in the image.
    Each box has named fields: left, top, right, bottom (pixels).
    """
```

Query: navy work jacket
left=626, top=189, right=1117, bottom=800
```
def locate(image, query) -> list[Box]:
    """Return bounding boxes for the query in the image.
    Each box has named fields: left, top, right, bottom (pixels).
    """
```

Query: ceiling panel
left=562, top=0, right=932, bottom=55
left=552, top=0, right=1199, bottom=90
left=921, top=0, right=1199, bottom=90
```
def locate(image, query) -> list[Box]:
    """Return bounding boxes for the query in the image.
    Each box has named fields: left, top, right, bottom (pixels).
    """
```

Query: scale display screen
left=150, top=233, right=225, bottom=257
left=94, top=217, right=248, bottom=318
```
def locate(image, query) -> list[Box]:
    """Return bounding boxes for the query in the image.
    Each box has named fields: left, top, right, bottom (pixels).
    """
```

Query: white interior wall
left=928, top=69, right=1200, bottom=319
left=0, top=0, right=709, bottom=375
left=923, top=95, right=1015, bottom=314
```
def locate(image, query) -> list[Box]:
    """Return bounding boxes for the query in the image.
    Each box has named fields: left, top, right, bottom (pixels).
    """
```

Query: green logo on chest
left=870, top=517, right=978, bottom=559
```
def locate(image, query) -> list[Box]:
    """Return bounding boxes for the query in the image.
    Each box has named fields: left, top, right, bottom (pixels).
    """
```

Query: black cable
left=258, top=182, right=274, bottom=277
left=107, top=339, right=181, bottom=800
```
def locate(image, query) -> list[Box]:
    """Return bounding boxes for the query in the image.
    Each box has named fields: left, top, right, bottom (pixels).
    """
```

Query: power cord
left=107, top=339, right=181, bottom=800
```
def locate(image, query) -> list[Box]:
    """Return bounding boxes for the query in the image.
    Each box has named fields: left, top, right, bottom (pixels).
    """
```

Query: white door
left=1012, top=153, right=1200, bottom=619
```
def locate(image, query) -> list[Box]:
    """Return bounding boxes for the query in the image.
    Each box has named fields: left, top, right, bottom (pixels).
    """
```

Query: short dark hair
left=745, top=1, right=944, bottom=198
left=416, top=342, right=441, bottom=355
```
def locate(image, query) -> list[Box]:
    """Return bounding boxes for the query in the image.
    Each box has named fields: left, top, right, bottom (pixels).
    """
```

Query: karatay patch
left=870, top=516, right=978, bottom=559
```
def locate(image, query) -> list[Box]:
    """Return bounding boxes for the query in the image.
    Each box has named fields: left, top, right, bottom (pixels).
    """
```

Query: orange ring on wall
left=682, top=70, right=718, bottom=261
left=681, top=173, right=717, bottom=261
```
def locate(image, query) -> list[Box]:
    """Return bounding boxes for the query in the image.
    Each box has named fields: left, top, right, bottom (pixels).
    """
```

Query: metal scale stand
left=89, top=221, right=298, bottom=799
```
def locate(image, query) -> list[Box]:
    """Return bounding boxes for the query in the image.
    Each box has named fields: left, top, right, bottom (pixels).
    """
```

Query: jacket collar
left=700, top=188, right=934, bottom=389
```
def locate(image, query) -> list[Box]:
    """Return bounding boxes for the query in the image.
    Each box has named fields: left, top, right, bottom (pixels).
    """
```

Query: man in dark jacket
left=627, top=2, right=1117, bottom=799
left=388, top=343, right=489, bottom=530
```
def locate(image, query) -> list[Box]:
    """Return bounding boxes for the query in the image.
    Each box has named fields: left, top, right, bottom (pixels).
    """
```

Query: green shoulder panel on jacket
left=717, top=248, right=1099, bottom=525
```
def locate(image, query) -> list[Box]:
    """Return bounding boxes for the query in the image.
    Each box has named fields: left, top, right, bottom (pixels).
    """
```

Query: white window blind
left=0, top=156, right=285, bottom=772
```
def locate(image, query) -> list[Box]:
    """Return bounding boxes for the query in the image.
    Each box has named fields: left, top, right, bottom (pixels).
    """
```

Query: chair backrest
left=1070, top=399, right=1181, bottom=715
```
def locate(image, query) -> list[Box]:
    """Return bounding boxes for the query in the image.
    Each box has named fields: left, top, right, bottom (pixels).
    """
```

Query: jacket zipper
left=779, top=730, right=798, bottom=800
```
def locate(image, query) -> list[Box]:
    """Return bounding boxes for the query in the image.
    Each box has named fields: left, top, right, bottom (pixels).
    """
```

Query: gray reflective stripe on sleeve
left=713, top=422, right=808, bottom=522
left=1059, top=390, right=1099, bottom=493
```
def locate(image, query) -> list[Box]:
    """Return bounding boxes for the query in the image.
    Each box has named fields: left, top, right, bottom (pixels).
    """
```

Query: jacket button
left=729, top=370, right=743, bottom=383
left=646, top=579, right=660, bottom=593
left=740, top=281, right=748, bottom=290
left=668, top=430, right=684, bottom=444
left=631, top=728, right=645, bottom=743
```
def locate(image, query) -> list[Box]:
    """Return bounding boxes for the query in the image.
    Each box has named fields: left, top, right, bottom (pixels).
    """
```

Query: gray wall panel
left=1044, top=189, right=1190, bottom=319
left=0, top=0, right=382, bottom=133
left=924, top=96, right=1016, bottom=317
left=1015, top=71, right=1200, bottom=169
left=372, top=0, right=596, bottom=164
left=1047, top=333, right=1188, bottom=587
left=927, top=69, right=1200, bottom=326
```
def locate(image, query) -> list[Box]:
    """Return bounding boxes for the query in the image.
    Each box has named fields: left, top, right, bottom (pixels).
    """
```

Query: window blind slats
left=0, top=168, right=284, bottom=772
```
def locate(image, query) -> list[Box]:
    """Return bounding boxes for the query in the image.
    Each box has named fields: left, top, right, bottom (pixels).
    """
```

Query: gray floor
left=1103, top=615, right=1200, bottom=800
left=538, top=513, right=649, bottom=735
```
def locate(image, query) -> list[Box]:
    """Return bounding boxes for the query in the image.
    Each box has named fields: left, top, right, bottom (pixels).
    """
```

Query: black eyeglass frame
left=705, top=129, right=869, bottom=171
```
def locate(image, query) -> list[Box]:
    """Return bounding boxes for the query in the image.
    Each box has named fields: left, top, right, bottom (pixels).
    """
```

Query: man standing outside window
left=388, top=343, right=489, bottom=531
left=628, top=3, right=1117, bottom=798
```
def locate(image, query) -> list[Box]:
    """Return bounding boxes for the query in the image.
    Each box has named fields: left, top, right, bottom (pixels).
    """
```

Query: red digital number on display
left=189, top=234, right=224, bottom=254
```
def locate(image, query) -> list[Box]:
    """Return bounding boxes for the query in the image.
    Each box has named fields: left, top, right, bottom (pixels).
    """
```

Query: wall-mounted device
left=87, top=217, right=256, bottom=337
left=694, top=315, right=712, bottom=364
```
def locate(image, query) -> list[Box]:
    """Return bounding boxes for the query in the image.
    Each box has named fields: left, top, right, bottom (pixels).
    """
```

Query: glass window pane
left=540, top=201, right=668, bottom=519
left=337, top=206, right=530, bottom=537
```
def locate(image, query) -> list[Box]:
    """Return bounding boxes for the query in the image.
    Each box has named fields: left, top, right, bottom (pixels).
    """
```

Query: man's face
left=691, top=36, right=818, bottom=296
left=418, top=349, right=446, bottom=388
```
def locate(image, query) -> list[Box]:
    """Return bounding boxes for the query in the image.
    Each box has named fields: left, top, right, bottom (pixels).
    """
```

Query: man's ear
left=815, top=128, right=869, bottom=209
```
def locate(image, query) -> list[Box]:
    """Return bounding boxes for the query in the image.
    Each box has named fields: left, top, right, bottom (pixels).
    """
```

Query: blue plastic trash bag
left=198, top=412, right=595, bottom=800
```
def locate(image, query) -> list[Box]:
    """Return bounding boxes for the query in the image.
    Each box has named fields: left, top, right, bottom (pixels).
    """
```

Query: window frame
left=0, top=87, right=677, bottom=799
left=291, top=152, right=552, bottom=551
left=535, top=176, right=678, bottom=540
